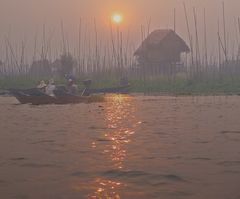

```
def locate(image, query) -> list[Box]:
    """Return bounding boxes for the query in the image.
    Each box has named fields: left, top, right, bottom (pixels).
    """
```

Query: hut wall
left=146, top=49, right=181, bottom=63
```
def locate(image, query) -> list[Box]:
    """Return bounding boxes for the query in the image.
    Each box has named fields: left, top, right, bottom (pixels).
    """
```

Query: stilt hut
left=134, top=29, right=189, bottom=75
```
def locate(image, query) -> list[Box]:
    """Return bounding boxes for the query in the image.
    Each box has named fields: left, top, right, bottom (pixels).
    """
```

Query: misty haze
left=0, top=1, right=240, bottom=199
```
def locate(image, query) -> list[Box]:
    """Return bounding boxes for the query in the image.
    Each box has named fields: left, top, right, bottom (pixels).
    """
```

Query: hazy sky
left=0, top=0, right=240, bottom=61
left=0, top=0, right=239, bottom=27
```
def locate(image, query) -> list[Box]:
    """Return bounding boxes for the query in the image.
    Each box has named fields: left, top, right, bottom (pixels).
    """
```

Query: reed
left=1, top=1, right=240, bottom=94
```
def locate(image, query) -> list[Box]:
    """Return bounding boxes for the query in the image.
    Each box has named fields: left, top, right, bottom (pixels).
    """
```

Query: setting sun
left=112, top=13, right=123, bottom=24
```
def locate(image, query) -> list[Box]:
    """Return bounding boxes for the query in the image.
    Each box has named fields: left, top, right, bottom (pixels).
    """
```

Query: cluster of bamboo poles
left=0, top=2, right=240, bottom=81
left=0, top=19, right=136, bottom=79
left=182, top=2, right=240, bottom=80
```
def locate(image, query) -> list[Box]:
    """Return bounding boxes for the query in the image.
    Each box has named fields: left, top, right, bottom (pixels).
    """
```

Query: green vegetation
left=129, top=78, right=240, bottom=95
left=1, top=75, right=240, bottom=96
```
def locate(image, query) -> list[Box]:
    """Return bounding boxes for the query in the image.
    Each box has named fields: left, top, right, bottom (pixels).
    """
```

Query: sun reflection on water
left=89, top=178, right=122, bottom=199
left=103, top=95, right=137, bottom=169
left=88, top=94, right=142, bottom=199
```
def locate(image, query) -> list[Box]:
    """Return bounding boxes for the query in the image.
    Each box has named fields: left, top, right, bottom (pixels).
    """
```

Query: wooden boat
left=8, top=83, right=129, bottom=105
left=9, top=88, right=105, bottom=105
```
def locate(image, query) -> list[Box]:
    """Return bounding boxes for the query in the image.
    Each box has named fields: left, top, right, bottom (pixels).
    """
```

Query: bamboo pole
left=203, top=8, right=208, bottom=70
left=237, top=17, right=240, bottom=61
left=93, top=18, right=98, bottom=74
left=33, top=31, right=38, bottom=63
left=60, top=21, right=67, bottom=55
left=183, top=2, right=194, bottom=69
left=78, top=18, right=82, bottom=75
left=193, top=7, right=200, bottom=74
left=222, top=1, right=228, bottom=62
left=173, top=8, right=176, bottom=32
left=218, top=20, right=222, bottom=69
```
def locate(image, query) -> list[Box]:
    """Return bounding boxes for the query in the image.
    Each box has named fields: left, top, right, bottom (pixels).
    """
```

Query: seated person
left=37, top=80, right=47, bottom=92
left=45, top=79, right=56, bottom=97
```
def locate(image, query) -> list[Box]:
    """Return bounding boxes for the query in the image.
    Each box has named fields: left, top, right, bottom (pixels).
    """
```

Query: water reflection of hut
left=134, top=29, right=190, bottom=75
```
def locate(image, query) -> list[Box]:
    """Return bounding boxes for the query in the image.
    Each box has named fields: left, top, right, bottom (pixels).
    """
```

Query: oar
left=81, top=88, right=86, bottom=96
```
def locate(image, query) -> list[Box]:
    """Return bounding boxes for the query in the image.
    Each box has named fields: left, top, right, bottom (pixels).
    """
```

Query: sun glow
left=112, top=13, right=123, bottom=24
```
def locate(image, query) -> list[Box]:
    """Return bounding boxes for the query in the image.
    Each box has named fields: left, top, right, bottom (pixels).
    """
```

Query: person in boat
left=37, top=80, right=47, bottom=92
left=65, top=74, right=76, bottom=82
left=45, top=79, right=56, bottom=97
left=67, top=78, right=78, bottom=95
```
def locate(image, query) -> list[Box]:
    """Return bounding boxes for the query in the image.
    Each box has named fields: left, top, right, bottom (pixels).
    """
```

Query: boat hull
left=9, top=89, right=104, bottom=105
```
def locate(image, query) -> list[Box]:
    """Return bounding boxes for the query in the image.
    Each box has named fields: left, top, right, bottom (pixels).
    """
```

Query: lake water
left=0, top=95, right=240, bottom=199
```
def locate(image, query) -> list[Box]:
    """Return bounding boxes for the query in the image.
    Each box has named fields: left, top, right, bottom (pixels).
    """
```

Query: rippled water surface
left=0, top=95, right=240, bottom=199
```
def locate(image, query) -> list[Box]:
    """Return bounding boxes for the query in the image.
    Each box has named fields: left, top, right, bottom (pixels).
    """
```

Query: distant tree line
left=29, top=53, right=75, bottom=78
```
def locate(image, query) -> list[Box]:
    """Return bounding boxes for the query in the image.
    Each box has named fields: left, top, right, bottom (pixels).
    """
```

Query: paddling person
left=45, top=79, right=56, bottom=97
left=65, top=74, right=76, bottom=82
left=37, top=80, right=47, bottom=92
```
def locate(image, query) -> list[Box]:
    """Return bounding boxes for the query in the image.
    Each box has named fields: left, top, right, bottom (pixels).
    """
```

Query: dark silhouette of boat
left=8, top=81, right=130, bottom=105
left=9, top=88, right=104, bottom=105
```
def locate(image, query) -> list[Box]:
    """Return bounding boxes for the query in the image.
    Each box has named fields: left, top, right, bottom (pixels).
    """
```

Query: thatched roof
left=134, top=29, right=190, bottom=56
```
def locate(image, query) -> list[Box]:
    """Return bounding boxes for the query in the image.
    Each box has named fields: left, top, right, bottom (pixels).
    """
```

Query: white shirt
left=45, top=84, right=56, bottom=97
